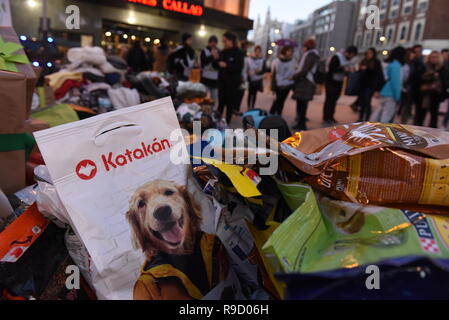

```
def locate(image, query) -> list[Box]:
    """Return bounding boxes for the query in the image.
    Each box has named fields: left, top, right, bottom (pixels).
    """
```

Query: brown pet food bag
left=281, top=123, right=449, bottom=214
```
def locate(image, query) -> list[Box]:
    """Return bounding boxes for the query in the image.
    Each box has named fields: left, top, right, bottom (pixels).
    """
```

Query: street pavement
left=229, top=86, right=375, bottom=130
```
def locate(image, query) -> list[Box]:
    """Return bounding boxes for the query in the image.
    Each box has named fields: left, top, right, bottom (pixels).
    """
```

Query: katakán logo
left=76, top=160, right=98, bottom=180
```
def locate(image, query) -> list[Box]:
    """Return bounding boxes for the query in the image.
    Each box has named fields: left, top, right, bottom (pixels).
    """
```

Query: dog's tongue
left=161, top=223, right=183, bottom=244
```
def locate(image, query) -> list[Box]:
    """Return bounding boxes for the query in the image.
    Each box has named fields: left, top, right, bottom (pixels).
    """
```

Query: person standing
left=357, top=48, right=383, bottom=122
left=126, top=41, right=150, bottom=73
left=217, top=32, right=245, bottom=124
left=410, top=44, right=426, bottom=125
left=292, top=39, right=320, bottom=130
left=441, top=49, right=449, bottom=128
left=399, top=48, right=416, bottom=124
left=153, top=39, right=170, bottom=73
left=270, top=45, right=295, bottom=116
left=416, top=51, right=445, bottom=128
left=323, top=46, right=358, bottom=125
left=167, top=33, right=196, bottom=81
left=201, top=36, right=220, bottom=110
left=246, top=46, right=268, bottom=110
left=371, top=46, right=406, bottom=124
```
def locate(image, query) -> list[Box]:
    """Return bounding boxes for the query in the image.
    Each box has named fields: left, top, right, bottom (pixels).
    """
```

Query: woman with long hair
left=417, top=51, right=445, bottom=128
left=217, top=32, right=245, bottom=124
left=358, top=48, right=383, bottom=122
left=270, top=45, right=295, bottom=116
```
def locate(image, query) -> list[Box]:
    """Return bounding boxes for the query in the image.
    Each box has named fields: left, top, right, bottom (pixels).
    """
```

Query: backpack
left=242, top=109, right=269, bottom=130
left=313, top=59, right=327, bottom=84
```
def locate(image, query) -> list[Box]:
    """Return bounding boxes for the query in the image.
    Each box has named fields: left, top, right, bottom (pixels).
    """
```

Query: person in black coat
left=216, top=32, right=245, bottom=124
left=126, top=41, right=150, bottom=74
left=410, top=44, right=426, bottom=126
left=167, top=33, right=196, bottom=81
left=357, top=48, right=384, bottom=122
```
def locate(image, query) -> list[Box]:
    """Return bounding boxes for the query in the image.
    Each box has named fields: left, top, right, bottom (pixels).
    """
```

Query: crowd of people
left=122, top=31, right=449, bottom=130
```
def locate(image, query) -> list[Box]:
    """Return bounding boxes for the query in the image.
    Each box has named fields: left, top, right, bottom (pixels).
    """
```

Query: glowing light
left=154, top=39, right=160, bottom=45
left=47, top=62, right=53, bottom=68
left=330, top=46, right=336, bottom=52
left=127, top=16, right=136, bottom=24
left=268, top=49, right=273, bottom=55
left=271, top=42, right=276, bottom=47
left=123, top=34, right=128, bottom=39
left=105, top=31, right=112, bottom=37
left=131, top=35, right=136, bottom=41
left=47, top=37, right=54, bottom=43
left=274, top=29, right=280, bottom=34
left=20, top=35, right=27, bottom=41
left=379, top=36, right=386, bottom=42
left=32, top=61, right=40, bottom=67
left=382, top=50, right=389, bottom=56
left=27, top=0, right=38, bottom=8
left=145, top=37, right=151, bottom=43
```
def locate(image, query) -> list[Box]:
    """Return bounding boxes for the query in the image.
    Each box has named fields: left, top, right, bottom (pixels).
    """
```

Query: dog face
left=126, top=180, right=202, bottom=259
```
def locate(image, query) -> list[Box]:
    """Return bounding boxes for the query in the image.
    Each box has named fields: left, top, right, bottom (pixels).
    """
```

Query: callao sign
left=127, top=0, right=204, bottom=16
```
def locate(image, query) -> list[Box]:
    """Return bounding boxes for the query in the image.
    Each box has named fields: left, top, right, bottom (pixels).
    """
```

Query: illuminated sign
left=127, top=0, right=204, bottom=16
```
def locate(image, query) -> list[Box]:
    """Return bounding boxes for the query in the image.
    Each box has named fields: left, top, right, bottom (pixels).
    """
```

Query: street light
left=271, top=42, right=276, bottom=47
left=268, top=49, right=273, bottom=55
left=274, top=29, right=280, bottom=34
left=145, top=37, right=151, bottom=43
left=379, top=36, right=386, bottom=42
left=105, top=31, right=112, bottom=37
left=330, top=46, right=336, bottom=52
left=27, top=0, right=38, bottom=8
left=382, top=50, right=389, bottom=56
left=198, top=25, right=206, bottom=37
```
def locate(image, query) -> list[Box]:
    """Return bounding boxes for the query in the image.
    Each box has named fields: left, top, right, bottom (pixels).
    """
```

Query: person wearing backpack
left=270, top=45, right=295, bottom=116
left=357, top=48, right=384, bottom=122
left=323, top=46, right=358, bottom=125
left=292, top=39, right=320, bottom=130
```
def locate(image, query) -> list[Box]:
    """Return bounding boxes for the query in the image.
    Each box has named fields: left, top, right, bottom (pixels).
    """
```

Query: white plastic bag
left=34, top=97, right=242, bottom=300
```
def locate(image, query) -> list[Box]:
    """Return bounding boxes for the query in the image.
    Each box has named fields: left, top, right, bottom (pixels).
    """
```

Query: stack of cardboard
left=0, top=27, right=38, bottom=194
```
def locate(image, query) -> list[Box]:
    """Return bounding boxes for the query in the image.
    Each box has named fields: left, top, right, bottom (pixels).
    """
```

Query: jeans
left=270, top=87, right=291, bottom=115
left=218, top=81, right=240, bottom=124
left=358, top=87, right=375, bottom=122
left=372, top=96, right=397, bottom=123
left=323, top=81, right=343, bottom=122
left=416, top=92, right=440, bottom=128
left=247, top=86, right=259, bottom=110
left=295, top=100, right=309, bottom=130
left=206, top=86, right=219, bottom=111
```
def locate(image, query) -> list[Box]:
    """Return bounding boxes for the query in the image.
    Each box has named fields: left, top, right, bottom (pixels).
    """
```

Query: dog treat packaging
left=34, top=97, right=243, bottom=300
left=263, top=182, right=449, bottom=275
left=281, top=123, right=449, bottom=214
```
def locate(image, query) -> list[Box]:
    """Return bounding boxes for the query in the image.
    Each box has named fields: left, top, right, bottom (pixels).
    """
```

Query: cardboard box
left=0, top=27, right=38, bottom=134
left=0, top=150, right=26, bottom=195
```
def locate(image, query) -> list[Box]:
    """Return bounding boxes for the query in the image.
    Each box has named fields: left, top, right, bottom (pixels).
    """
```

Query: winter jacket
left=271, top=56, right=295, bottom=89
left=292, top=49, right=320, bottom=101
left=380, top=60, right=402, bottom=102
left=217, top=48, right=245, bottom=86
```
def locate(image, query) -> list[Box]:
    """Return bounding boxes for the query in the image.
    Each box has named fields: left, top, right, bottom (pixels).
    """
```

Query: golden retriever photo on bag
left=126, top=180, right=232, bottom=300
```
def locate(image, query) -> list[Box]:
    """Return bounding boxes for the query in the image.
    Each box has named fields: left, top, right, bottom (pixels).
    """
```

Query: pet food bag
left=34, top=97, right=242, bottom=300
left=281, top=122, right=449, bottom=214
left=263, top=182, right=449, bottom=275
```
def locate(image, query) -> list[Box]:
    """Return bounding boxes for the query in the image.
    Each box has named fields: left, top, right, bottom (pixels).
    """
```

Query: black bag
left=345, top=71, right=362, bottom=96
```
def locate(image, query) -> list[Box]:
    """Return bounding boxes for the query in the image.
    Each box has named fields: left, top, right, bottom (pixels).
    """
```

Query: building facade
left=11, top=0, right=253, bottom=49
left=354, top=0, right=449, bottom=54
left=289, top=0, right=359, bottom=58
left=251, top=7, right=293, bottom=59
